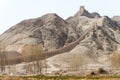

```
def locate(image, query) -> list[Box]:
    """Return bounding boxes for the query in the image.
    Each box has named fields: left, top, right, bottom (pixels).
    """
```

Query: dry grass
left=0, top=75, right=119, bottom=80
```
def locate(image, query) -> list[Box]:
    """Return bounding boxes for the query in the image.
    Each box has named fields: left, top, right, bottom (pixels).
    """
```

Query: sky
left=0, top=0, right=120, bottom=34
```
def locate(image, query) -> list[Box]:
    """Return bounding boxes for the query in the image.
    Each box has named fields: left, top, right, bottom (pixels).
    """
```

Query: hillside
left=0, top=6, right=120, bottom=74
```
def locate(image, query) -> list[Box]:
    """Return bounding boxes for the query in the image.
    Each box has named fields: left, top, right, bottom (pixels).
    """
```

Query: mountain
left=0, top=13, right=69, bottom=52
left=1, top=6, right=120, bottom=73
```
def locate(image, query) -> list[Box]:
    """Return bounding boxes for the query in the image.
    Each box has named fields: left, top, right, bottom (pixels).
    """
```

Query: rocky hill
left=1, top=6, right=120, bottom=73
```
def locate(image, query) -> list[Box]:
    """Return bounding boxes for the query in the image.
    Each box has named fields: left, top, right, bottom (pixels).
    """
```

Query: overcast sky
left=0, top=0, right=120, bottom=34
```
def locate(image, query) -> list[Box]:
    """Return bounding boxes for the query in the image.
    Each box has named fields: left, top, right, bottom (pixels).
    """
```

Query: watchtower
left=80, top=6, right=85, bottom=12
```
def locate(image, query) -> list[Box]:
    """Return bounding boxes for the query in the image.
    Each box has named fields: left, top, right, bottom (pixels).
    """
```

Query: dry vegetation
left=0, top=44, right=48, bottom=75
left=110, top=52, right=120, bottom=69
left=68, top=54, right=87, bottom=71
left=0, top=75, right=119, bottom=80
left=21, top=44, right=48, bottom=74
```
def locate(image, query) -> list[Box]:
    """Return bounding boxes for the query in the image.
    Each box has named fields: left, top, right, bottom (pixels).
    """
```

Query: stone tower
left=80, top=6, right=85, bottom=12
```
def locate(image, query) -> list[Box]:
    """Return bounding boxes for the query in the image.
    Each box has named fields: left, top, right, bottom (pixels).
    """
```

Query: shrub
left=97, top=68, right=108, bottom=74
left=90, top=71, right=96, bottom=75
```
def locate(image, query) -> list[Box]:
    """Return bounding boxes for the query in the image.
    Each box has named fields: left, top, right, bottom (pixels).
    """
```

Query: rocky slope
left=1, top=6, right=120, bottom=72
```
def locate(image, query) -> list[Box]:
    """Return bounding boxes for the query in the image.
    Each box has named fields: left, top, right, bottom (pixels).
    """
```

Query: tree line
left=0, top=44, right=48, bottom=74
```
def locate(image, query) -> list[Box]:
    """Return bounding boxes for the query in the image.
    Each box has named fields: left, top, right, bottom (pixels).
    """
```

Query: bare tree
left=43, top=55, right=48, bottom=74
left=21, top=44, right=44, bottom=74
left=68, top=54, right=86, bottom=71
left=0, top=44, right=7, bottom=73
left=0, top=52, right=7, bottom=72
left=110, top=52, right=120, bottom=69
left=31, top=44, right=43, bottom=74
left=22, top=44, right=32, bottom=74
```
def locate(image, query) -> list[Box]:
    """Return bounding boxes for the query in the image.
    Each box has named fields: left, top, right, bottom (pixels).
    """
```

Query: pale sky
left=0, top=0, right=120, bottom=34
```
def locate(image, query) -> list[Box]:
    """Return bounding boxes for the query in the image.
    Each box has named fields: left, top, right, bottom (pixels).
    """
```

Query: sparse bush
left=97, top=68, right=107, bottom=74
left=90, top=71, right=96, bottom=75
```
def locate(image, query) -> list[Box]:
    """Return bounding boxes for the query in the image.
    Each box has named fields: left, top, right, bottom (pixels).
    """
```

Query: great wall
left=6, top=21, right=120, bottom=65
left=7, top=23, right=96, bottom=65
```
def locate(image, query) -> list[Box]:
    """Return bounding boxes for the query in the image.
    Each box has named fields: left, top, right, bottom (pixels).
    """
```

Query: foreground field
left=0, top=75, right=120, bottom=80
